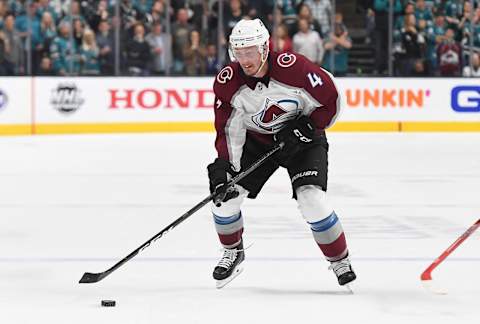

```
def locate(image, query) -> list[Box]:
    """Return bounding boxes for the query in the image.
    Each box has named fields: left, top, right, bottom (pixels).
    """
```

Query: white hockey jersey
left=213, top=51, right=342, bottom=170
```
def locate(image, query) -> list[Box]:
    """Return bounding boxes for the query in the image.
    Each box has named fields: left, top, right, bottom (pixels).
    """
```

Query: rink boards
left=0, top=77, right=479, bottom=135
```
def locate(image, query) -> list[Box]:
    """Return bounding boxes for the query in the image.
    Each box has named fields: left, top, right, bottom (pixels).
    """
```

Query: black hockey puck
left=101, top=300, right=116, bottom=307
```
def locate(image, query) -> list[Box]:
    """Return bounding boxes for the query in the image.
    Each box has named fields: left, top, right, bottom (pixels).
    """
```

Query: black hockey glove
left=207, top=158, right=240, bottom=207
left=274, top=115, right=315, bottom=158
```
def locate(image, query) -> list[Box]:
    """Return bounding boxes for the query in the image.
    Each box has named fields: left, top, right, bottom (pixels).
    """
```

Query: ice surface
left=0, top=133, right=478, bottom=324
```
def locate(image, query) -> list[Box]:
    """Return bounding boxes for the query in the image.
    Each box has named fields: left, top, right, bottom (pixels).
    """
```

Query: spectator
left=3, top=13, right=24, bottom=74
left=372, top=0, right=403, bottom=75
left=145, top=21, right=170, bottom=75
left=187, top=0, right=207, bottom=31
left=398, top=14, right=426, bottom=76
left=183, top=30, right=206, bottom=76
left=269, top=7, right=284, bottom=34
left=290, top=3, right=322, bottom=37
left=37, top=56, right=54, bottom=75
left=473, top=7, right=480, bottom=48
left=410, top=58, right=429, bottom=76
left=33, top=11, right=57, bottom=73
left=437, top=28, right=462, bottom=76
left=15, top=2, right=40, bottom=43
left=134, top=0, right=154, bottom=15
left=364, top=3, right=375, bottom=44
left=394, top=1, right=414, bottom=33
left=88, top=0, right=110, bottom=32
left=463, top=52, right=480, bottom=77
left=425, top=13, right=447, bottom=73
left=393, top=3, right=413, bottom=55
left=424, top=1, right=442, bottom=14
left=205, top=43, right=220, bottom=75
left=223, top=0, right=245, bottom=39
left=277, top=0, right=302, bottom=33
left=293, top=18, right=324, bottom=65
left=444, top=0, right=462, bottom=29
left=269, top=23, right=293, bottom=53
left=80, top=29, right=100, bottom=75
left=73, top=19, right=85, bottom=48
left=414, top=0, right=433, bottom=24
left=304, top=0, right=332, bottom=37
left=50, top=22, right=79, bottom=75
left=121, top=0, right=145, bottom=34
left=59, top=0, right=87, bottom=26
left=9, top=0, right=26, bottom=17
left=146, top=0, right=167, bottom=29
left=432, top=12, right=448, bottom=44
left=0, top=30, right=13, bottom=75
left=96, top=19, right=115, bottom=75
left=458, top=1, right=477, bottom=48
left=125, top=23, right=151, bottom=75
left=475, top=6, right=480, bottom=25
left=36, top=0, right=58, bottom=23
left=246, top=0, right=274, bottom=23
left=322, top=12, right=352, bottom=76
left=171, top=8, right=193, bottom=74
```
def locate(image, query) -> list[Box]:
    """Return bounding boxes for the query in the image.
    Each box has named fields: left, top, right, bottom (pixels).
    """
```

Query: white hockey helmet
left=228, top=18, right=270, bottom=62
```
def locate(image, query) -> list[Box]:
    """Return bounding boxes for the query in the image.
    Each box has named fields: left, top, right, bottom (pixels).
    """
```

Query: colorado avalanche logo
left=252, top=98, right=300, bottom=133
left=216, top=66, right=233, bottom=84
left=277, top=53, right=297, bottom=68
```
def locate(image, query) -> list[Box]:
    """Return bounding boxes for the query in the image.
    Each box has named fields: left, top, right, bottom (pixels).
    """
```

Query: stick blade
left=79, top=272, right=107, bottom=284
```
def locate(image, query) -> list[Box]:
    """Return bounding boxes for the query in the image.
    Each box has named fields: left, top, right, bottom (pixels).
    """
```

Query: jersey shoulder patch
left=216, top=66, right=234, bottom=84
left=213, top=62, right=244, bottom=103
left=276, top=52, right=298, bottom=68
left=270, top=51, right=309, bottom=88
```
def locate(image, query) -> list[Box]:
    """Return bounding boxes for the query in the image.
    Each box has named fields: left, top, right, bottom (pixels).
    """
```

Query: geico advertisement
left=339, top=78, right=480, bottom=121
left=0, top=77, right=31, bottom=124
left=33, top=77, right=480, bottom=123
left=34, top=77, right=216, bottom=123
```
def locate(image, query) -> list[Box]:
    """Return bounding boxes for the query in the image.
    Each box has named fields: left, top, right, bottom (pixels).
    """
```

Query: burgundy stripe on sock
left=317, top=232, right=347, bottom=260
left=218, top=229, right=243, bottom=247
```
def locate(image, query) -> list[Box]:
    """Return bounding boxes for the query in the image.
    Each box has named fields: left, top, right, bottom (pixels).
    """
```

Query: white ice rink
left=0, top=132, right=479, bottom=324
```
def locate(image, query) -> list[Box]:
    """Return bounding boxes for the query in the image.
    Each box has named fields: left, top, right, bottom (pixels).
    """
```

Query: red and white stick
left=421, top=219, right=480, bottom=294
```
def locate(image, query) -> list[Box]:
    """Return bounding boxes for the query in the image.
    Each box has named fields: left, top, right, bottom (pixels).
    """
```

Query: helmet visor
left=231, top=46, right=260, bottom=61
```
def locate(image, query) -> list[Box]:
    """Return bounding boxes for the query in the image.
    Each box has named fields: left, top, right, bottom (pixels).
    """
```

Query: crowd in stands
left=0, top=0, right=478, bottom=77
left=361, top=0, right=480, bottom=76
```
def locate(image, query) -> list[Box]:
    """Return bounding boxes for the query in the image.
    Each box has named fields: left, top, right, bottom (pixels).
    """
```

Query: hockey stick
left=420, top=218, right=480, bottom=294
left=79, top=142, right=284, bottom=284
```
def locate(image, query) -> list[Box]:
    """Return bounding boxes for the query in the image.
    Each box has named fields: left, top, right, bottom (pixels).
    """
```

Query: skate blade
left=344, top=284, right=354, bottom=294
left=215, top=266, right=244, bottom=289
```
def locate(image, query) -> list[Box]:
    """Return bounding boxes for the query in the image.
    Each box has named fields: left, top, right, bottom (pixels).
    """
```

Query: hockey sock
left=308, top=211, right=348, bottom=261
left=213, top=212, right=244, bottom=248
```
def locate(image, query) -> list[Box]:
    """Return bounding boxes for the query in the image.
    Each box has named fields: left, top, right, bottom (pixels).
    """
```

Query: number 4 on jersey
left=307, top=73, right=323, bottom=88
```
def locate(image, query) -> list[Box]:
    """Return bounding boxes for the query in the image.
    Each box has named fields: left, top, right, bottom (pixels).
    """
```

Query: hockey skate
left=329, top=255, right=356, bottom=290
left=213, top=241, right=245, bottom=289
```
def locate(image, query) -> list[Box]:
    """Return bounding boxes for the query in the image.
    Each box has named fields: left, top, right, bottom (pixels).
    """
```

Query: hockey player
left=207, top=18, right=356, bottom=289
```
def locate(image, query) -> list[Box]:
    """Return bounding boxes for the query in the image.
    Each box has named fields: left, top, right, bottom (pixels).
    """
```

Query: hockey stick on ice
left=420, top=218, right=480, bottom=294
left=79, top=142, right=284, bottom=284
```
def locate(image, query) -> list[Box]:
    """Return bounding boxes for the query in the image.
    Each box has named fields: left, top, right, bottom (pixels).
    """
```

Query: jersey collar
left=239, top=54, right=272, bottom=90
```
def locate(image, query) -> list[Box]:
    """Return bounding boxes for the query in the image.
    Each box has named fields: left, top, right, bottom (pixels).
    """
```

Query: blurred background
left=0, top=0, right=478, bottom=77
left=0, top=2, right=479, bottom=322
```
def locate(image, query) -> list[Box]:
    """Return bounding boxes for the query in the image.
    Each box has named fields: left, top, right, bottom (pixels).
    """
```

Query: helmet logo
left=216, top=66, right=234, bottom=84
left=277, top=53, right=297, bottom=68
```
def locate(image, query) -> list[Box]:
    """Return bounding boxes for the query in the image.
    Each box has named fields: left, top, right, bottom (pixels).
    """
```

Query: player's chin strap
left=252, top=44, right=269, bottom=78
